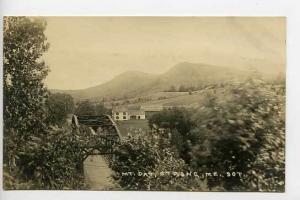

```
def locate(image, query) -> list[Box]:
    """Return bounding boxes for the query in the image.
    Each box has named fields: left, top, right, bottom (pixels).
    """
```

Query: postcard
left=3, top=16, right=285, bottom=192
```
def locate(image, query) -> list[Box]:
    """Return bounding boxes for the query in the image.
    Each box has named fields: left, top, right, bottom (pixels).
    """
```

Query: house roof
left=113, top=105, right=163, bottom=113
left=112, top=105, right=145, bottom=115
left=112, top=106, right=145, bottom=115
left=128, top=109, right=145, bottom=115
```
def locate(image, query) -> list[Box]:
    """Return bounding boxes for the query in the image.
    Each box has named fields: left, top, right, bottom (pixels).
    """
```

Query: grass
left=127, top=89, right=218, bottom=108
left=116, top=120, right=150, bottom=138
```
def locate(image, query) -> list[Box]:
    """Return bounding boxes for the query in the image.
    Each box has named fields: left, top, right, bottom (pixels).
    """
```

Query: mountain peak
left=51, top=62, right=250, bottom=100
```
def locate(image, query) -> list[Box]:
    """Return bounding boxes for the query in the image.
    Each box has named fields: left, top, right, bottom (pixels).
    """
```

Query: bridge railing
left=71, top=114, right=121, bottom=159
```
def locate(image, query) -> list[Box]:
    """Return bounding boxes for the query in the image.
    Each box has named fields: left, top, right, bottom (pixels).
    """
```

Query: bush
left=190, top=79, right=285, bottom=191
left=3, top=126, right=88, bottom=189
left=110, top=132, right=208, bottom=191
left=148, top=108, right=196, bottom=163
left=147, top=79, right=285, bottom=191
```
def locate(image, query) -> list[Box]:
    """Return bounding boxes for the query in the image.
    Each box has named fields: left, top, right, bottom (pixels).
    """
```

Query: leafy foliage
left=75, top=100, right=110, bottom=116
left=148, top=108, right=196, bottom=163
left=110, top=135, right=158, bottom=190
left=3, top=17, right=87, bottom=190
left=148, top=79, right=285, bottom=191
left=3, top=17, right=49, bottom=139
left=3, top=17, right=51, bottom=188
left=110, top=132, right=208, bottom=191
left=46, top=93, right=75, bottom=126
left=190, top=80, right=285, bottom=191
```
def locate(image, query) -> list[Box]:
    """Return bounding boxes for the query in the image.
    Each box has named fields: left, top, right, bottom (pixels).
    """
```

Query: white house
left=112, top=107, right=129, bottom=121
left=112, top=106, right=145, bottom=121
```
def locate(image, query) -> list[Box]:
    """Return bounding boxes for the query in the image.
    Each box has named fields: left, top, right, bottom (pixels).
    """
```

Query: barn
left=141, top=105, right=163, bottom=119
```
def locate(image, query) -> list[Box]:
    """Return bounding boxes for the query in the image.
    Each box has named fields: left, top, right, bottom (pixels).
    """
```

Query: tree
left=169, top=85, right=176, bottom=92
left=3, top=17, right=49, bottom=171
left=178, top=85, right=186, bottom=92
left=148, top=108, right=196, bottom=163
left=3, top=17, right=49, bottom=138
left=94, top=103, right=111, bottom=115
left=46, top=93, right=75, bottom=126
left=189, top=80, right=285, bottom=191
left=3, top=16, right=51, bottom=188
left=3, top=16, right=99, bottom=190
left=75, top=100, right=110, bottom=116
left=148, top=80, right=285, bottom=191
left=110, top=132, right=208, bottom=191
left=75, top=100, right=96, bottom=116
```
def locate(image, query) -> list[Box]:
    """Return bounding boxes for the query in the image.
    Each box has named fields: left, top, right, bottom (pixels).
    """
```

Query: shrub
left=190, top=79, right=285, bottom=191
left=110, top=132, right=208, bottom=191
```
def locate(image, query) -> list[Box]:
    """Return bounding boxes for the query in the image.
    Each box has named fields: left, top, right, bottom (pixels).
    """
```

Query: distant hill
left=158, top=62, right=249, bottom=86
left=50, top=62, right=253, bottom=100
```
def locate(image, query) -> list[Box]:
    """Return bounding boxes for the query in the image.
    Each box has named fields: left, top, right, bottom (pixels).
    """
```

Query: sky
left=43, top=17, right=286, bottom=90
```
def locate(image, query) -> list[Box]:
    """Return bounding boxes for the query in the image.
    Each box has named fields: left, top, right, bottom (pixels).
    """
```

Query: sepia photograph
left=2, top=16, right=285, bottom=192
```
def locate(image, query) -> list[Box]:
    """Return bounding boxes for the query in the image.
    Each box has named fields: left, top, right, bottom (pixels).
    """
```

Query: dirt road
left=83, top=155, right=116, bottom=190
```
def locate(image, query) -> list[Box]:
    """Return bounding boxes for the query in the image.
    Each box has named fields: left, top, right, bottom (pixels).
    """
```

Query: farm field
left=103, top=91, right=189, bottom=108
left=122, top=92, right=203, bottom=108
left=127, top=88, right=226, bottom=108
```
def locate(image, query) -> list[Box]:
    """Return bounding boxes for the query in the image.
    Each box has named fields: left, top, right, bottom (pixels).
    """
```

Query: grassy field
left=104, top=91, right=189, bottom=108
left=116, top=120, right=150, bottom=138
left=127, top=88, right=221, bottom=108
left=104, top=89, right=220, bottom=109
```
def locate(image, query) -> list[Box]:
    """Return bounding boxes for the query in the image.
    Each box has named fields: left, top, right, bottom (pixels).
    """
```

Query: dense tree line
left=164, top=84, right=220, bottom=92
left=74, top=100, right=111, bottom=116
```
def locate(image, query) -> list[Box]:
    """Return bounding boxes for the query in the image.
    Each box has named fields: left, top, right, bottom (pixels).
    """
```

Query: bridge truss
left=71, top=114, right=122, bottom=158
